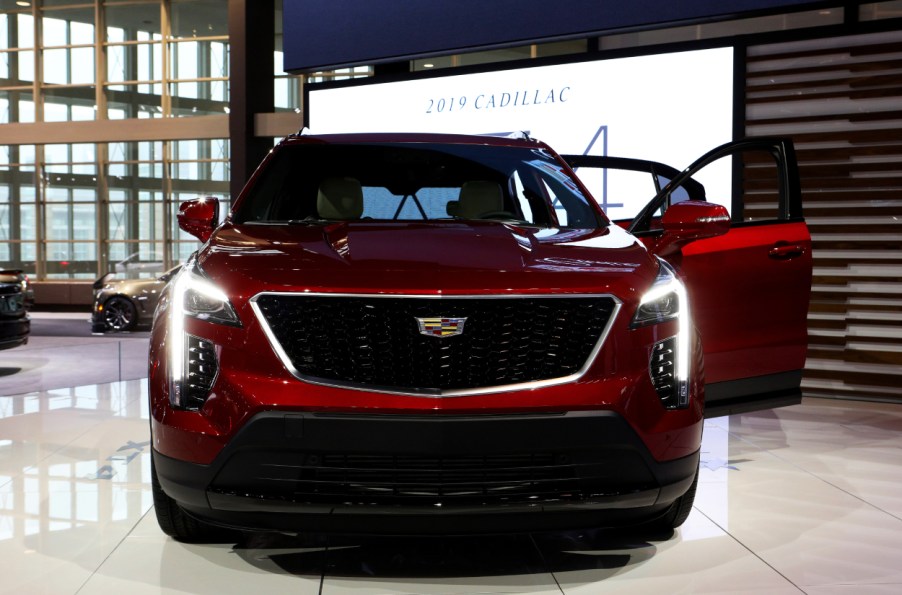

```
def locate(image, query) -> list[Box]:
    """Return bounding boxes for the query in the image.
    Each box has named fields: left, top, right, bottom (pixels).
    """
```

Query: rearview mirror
left=655, top=200, right=730, bottom=256
left=177, top=197, right=219, bottom=243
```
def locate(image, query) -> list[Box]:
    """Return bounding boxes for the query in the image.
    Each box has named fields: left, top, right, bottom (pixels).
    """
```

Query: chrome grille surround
left=250, top=292, right=622, bottom=398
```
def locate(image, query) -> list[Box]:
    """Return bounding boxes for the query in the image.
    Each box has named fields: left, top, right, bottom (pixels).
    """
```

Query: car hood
left=196, top=221, right=656, bottom=300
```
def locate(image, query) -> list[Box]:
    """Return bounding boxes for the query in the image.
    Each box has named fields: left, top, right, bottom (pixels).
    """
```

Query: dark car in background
left=0, top=269, right=31, bottom=350
left=92, top=266, right=181, bottom=332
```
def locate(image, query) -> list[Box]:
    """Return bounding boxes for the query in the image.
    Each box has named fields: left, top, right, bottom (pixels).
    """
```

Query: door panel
left=680, top=221, right=811, bottom=385
left=650, top=138, right=812, bottom=410
left=569, top=139, right=812, bottom=412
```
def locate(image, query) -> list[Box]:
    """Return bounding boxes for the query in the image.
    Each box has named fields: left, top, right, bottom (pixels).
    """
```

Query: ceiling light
left=16, top=1, right=32, bottom=7
left=423, top=63, right=434, bottom=69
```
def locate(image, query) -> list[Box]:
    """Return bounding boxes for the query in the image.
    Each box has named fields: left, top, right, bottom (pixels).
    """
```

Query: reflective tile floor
left=2, top=380, right=900, bottom=595
left=0, top=312, right=149, bottom=396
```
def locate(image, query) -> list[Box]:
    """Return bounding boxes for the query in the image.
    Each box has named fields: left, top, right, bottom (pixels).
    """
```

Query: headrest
left=317, top=177, right=364, bottom=220
left=456, top=181, right=503, bottom=219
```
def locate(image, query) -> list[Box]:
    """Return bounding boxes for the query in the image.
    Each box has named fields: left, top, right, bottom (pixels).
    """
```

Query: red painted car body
left=149, top=133, right=811, bottom=540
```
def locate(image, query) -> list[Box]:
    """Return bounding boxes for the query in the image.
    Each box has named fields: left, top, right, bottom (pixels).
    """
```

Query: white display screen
left=307, top=47, right=734, bottom=220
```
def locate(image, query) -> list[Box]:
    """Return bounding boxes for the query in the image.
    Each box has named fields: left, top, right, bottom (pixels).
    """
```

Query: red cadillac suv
left=149, top=133, right=811, bottom=540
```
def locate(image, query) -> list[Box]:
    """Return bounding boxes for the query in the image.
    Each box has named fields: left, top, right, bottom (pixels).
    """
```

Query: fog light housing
left=170, top=334, right=219, bottom=410
left=634, top=259, right=691, bottom=409
left=649, top=336, right=688, bottom=408
left=168, top=258, right=235, bottom=410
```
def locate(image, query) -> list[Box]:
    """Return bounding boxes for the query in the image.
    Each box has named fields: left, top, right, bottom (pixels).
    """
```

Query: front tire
left=151, top=456, right=232, bottom=543
left=650, top=464, right=699, bottom=532
left=102, top=296, right=138, bottom=331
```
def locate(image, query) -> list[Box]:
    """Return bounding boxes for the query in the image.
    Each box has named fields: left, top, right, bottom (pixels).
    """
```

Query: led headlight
left=632, top=262, right=682, bottom=327
left=633, top=259, right=691, bottom=409
left=168, top=258, right=240, bottom=410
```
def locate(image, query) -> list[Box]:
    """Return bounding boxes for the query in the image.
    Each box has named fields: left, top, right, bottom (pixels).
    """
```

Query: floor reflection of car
left=0, top=269, right=31, bottom=350
left=92, top=265, right=181, bottom=332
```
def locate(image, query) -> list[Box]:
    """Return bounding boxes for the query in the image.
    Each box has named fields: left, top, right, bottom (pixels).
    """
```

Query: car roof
left=278, top=132, right=551, bottom=150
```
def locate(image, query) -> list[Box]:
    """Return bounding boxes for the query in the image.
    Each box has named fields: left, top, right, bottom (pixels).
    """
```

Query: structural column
left=228, top=0, right=275, bottom=201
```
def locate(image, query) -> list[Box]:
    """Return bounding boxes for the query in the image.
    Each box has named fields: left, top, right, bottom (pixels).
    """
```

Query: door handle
left=768, top=243, right=805, bottom=260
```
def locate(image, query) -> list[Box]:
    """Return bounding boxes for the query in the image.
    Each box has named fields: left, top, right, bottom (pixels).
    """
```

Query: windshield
left=232, top=143, right=604, bottom=229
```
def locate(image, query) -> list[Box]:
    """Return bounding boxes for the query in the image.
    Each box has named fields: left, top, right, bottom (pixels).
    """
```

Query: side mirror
left=92, top=272, right=114, bottom=290
left=656, top=200, right=730, bottom=256
left=177, top=197, right=219, bottom=243
left=158, top=265, right=183, bottom=283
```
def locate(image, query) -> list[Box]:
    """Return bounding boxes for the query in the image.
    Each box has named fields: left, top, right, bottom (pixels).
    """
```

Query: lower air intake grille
left=210, top=449, right=653, bottom=507
left=252, top=294, right=617, bottom=394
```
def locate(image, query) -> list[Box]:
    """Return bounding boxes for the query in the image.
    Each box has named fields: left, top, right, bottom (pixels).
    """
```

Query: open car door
left=567, top=138, right=812, bottom=415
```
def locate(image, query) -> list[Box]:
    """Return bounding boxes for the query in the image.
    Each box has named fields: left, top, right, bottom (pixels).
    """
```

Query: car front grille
left=252, top=294, right=618, bottom=394
left=209, top=449, right=653, bottom=507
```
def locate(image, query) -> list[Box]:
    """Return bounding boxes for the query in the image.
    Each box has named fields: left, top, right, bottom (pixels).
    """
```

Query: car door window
left=565, top=155, right=705, bottom=226
left=628, top=138, right=803, bottom=234
left=735, top=149, right=785, bottom=223
left=510, top=171, right=535, bottom=223
left=656, top=176, right=691, bottom=205
left=574, top=166, right=658, bottom=221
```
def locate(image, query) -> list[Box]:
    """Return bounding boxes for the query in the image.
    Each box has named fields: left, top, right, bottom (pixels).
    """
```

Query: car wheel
left=102, top=296, right=138, bottom=331
left=650, top=464, right=699, bottom=532
left=151, top=456, right=232, bottom=543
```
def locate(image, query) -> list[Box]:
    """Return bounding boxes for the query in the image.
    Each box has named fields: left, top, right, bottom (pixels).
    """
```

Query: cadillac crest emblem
left=415, top=317, right=467, bottom=338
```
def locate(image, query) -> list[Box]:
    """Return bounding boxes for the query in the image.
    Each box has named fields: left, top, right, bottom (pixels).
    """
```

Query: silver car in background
left=91, top=265, right=181, bottom=332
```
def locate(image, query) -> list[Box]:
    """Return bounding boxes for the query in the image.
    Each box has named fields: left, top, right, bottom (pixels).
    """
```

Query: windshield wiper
left=243, top=217, right=328, bottom=226
left=285, top=216, right=330, bottom=225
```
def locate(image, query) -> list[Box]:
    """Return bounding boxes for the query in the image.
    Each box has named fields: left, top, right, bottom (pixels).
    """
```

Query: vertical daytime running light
left=166, top=259, right=237, bottom=409
left=168, top=264, right=191, bottom=407
left=654, top=259, right=691, bottom=404
left=636, top=258, right=691, bottom=407
left=673, top=266, right=691, bottom=401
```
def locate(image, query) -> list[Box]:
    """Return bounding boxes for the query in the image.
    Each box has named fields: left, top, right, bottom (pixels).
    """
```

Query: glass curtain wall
left=0, top=0, right=229, bottom=280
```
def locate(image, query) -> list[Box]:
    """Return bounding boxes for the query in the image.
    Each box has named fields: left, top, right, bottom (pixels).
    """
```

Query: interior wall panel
left=746, top=29, right=902, bottom=402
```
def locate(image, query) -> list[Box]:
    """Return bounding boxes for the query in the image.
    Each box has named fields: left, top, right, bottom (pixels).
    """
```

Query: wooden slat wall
left=745, top=30, right=902, bottom=402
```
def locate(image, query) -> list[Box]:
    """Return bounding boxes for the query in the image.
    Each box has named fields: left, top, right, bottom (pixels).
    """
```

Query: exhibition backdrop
left=306, top=47, right=735, bottom=220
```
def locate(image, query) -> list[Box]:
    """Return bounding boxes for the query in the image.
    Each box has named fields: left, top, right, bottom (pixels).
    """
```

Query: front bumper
left=153, top=410, right=699, bottom=534
left=90, top=306, right=106, bottom=333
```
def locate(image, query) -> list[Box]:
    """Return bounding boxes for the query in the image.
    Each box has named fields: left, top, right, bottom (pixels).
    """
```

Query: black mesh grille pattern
left=253, top=294, right=617, bottom=393
left=211, top=449, right=653, bottom=507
